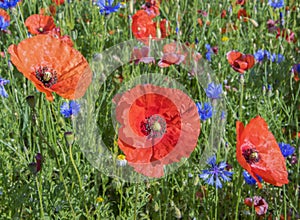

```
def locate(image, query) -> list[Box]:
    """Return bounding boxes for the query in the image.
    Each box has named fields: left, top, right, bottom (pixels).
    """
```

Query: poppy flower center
left=36, top=67, right=57, bottom=88
left=38, top=27, right=44, bottom=33
left=140, top=114, right=166, bottom=138
left=242, top=148, right=260, bottom=164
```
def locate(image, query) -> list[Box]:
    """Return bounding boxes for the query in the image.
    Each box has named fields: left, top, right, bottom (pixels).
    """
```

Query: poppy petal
left=236, top=116, right=288, bottom=188
left=227, top=51, right=242, bottom=65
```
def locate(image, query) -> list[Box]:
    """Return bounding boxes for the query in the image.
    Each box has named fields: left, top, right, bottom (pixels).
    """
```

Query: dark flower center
left=140, top=114, right=166, bottom=138
left=242, top=148, right=260, bottom=164
left=145, top=2, right=152, bottom=8
left=36, top=67, right=57, bottom=88
left=38, top=27, right=44, bottom=33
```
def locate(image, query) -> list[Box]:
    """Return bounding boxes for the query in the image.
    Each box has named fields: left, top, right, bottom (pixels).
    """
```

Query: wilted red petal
left=244, top=196, right=268, bottom=216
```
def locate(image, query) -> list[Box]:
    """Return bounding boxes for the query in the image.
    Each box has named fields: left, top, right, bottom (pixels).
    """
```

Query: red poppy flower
left=158, top=42, right=186, bottom=68
left=237, top=8, right=250, bottom=22
left=132, top=10, right=156, bottom=45
left=227, top=51, right=255, bottom=74
left=159, top=19, right=170, bottom=38
left=0, top=9, right=10, bottom=22
left=114, top=84, right=200, bottom=177
left=52, top=0, right=64, bottom=6
left=25, top=14, right=56, bottom=35
left=221, top=9, right=226, bottom=18
left=8, top=35, right=92, bottom=101
left=40, top=5, right=57, bottom=16
left=236, top=116, right=289, bottom=188
left=142, top=0, right=160, bottom=18
left=244, top=196, right=268, bottom=216
left=236, top=0, right=245, bottom=5
left=130, top=46, right=155, bottom=64
left=276, top=28, right=296, bottom=43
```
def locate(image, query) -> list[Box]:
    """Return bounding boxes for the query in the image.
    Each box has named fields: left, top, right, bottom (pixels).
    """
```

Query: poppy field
left=0, top=0, right=299, bottom=219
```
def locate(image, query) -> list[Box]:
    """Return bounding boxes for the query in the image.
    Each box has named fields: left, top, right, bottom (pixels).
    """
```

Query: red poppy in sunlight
left=236, top=0, right=245, bottom=5
left=158, top=42, right=186, bottom=68
left=25, top=14, right=56, bottom=35
left=130, top=46, right=155, bottom=64
left=236, top=116, right=289, bottom=188
left=227, top=51, right=255, bottom=74
left=114, top=84, right=200, bottom=178
left=52, top=0, right=64, bottom=6
left=0, top=9, right=10, bottom=22
left=276, top=28, right=296, bottom=43
left=244, top=196, right=268, bottom=216
left=142, top=0, right=160, bottom=18
left=8, top=35, right=92, bottom=101
left=132, top=10, right=156, bottom=45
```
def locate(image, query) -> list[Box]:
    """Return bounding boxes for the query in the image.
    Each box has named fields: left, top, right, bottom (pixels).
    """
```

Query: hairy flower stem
left=239, top=75, right=244, bottom=120
left=69, top=143, right=89, bottom=215
left=36, top=176, right=44, bottom=219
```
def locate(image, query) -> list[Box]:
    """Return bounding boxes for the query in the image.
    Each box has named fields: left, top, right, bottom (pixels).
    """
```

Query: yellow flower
left=221, top=36, right=229, bottom=42
left=96, top=196, right=104, bottom=203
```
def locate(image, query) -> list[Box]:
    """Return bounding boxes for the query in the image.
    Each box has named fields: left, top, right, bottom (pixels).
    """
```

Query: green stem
left=133, top=183, right=139, bottom=220
left=36, top=176, right=44, bottom=218
left=69, top=143, right=89, bottom=214
left=238, top=75, right=245, bottom=120
left=214, top=187, right=218, bottom=220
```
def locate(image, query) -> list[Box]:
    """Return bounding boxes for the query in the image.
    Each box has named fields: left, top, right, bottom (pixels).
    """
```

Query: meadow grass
left=0, top=0, right=299, bottom=219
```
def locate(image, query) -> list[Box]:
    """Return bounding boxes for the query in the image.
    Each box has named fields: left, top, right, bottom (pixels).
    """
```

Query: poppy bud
left=64, top=131, right=74, bottom=146
left=26, top=95, right=35, bottom=108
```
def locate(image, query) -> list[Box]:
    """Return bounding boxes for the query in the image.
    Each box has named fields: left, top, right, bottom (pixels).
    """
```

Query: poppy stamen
left=140, top=114, right=166, bottom=138
left=36, top=66, right=57, bottom=88
left=242, top=147, right=260, bottom=164
left=38, top=27, right=44, bottom=33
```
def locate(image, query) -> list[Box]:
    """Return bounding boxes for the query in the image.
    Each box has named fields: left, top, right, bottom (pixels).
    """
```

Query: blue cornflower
left=196, top=102, right=213, bottom=121
left=199, top=155, right=233, bottom=188
left=0, top=0, right=20, bottom=9
left=278, top=142, right=295, bottom=157
left=268, top=0, right=284, bottom=9
left=205, top=44, right=212, bottom=61
left=60, top=101, right=80, bottom=118
left=0, top=16, right=9, bottom=31
left=276, top=54, right=284, bottom=63
left=0, top=77, right=9, bottom=98
left=243, top=170, right=262, bottom=185
left=205, top=82, right=222, bottom=99
left=254, top=50, right=270, bottom=62
left=96, top=0, right=121, bottom=15
left=270, top=53, right=284, bottom=63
